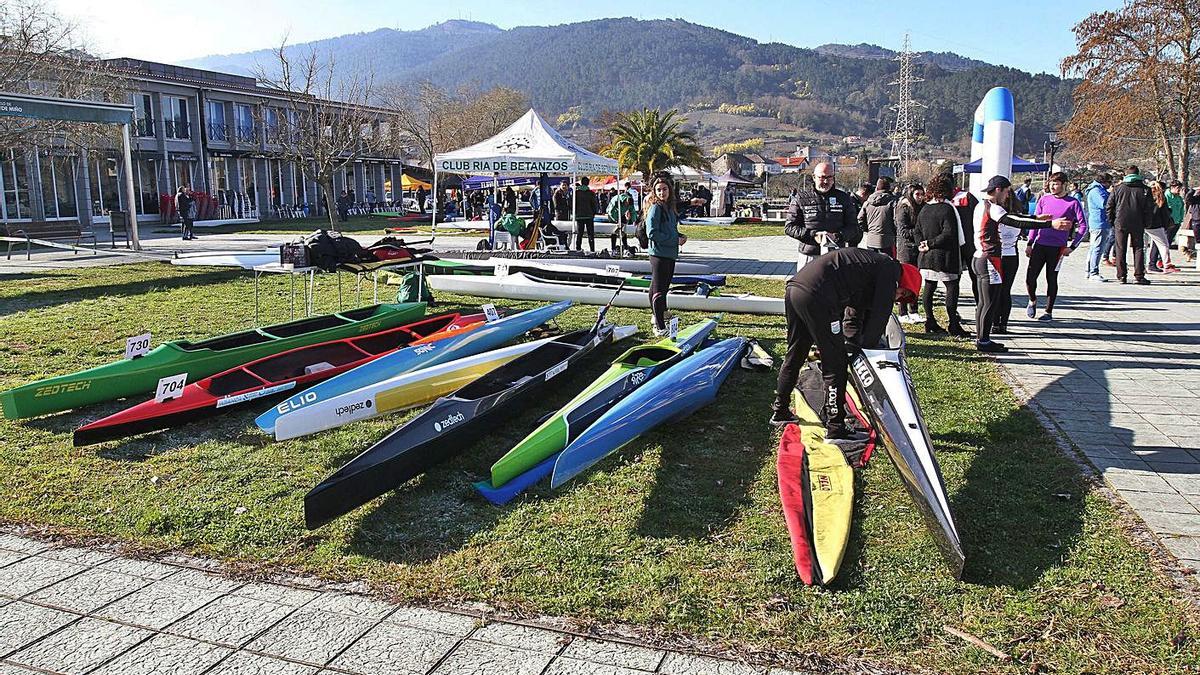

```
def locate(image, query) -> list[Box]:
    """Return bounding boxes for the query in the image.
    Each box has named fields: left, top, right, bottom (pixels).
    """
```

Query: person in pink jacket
left=1027, top=172, right=1088, bottom=321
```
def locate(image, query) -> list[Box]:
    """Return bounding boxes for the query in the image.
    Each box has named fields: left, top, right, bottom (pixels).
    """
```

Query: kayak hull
left=304, top=326, right=618, bottom=529
left=272, top=337, right=554, bottom=441
left=428, top=272, right=783, bottom=315
left=848, top=316, right=965, bottom=578
left=71, top=310, right=483, bottom=447
left=487, top=319, right=719, bottom=490
left=777, top=422, right=854, bottom=586
left=2, top=303, right=426, bottom=420
left=255, top=301, right=573, bottom=433
left=551, top=337, right=747, bottom=488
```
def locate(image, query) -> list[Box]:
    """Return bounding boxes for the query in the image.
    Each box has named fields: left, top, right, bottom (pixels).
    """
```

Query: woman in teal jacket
left=643, top=174, right=688, bottom=335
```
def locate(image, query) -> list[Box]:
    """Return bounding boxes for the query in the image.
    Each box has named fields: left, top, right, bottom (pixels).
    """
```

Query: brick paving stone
left=560, top=637, right=664, bottom=671
left=0, top=665, right=42, bottom=674
left=658, top=652, right=761, bottom=675
left=472, top=621, right=567, bottom=653
left=330, top=621, right=459, bottom=675
left=1140, top=511, right=1200, bottom=537
left=1161, top=536, right=1200, bottom=561
left=207, top=652, right=319, bottom=675
left=1118, top=490, right=1200, bottom=516
left=233, top=582, right=321, bottom=607
left=1164, top=474, right=1200, bottom=496
left=0, top=550, right=26, bottom=569
left=0, top=601, right=77, bottom=656
left=8, top=617, right=151, bottom=675
left=91, top=633, right=231, bottom=675
left=430, top=640, right=554, bottom=675
left=246, top=608, right=375, bottom=665
left=98, top=580, right=222, bottom=630
left=1102, top=470, right=1177, bottom=494
left=545, top=657, right=650, bottom=675
left=38, top=546, right=116, bottom=567
left=0, top=557, right=86, bottom=598
left=166, top=594, right=294, bottom=647
left=167, top=567, right=244, bottom=593
left=97, top=557, right=180, bottom=580
left=0, top=535, right=49, bottom=555
left=305, top=591, right=395, bottom=620
left=384, top=607, right=479, bottom=636
left=26, top=568, right=149, bottom=614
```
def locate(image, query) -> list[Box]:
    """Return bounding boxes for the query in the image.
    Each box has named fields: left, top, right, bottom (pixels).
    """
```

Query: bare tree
left=381, top=81, right=528, bottom=168
left=0, top=0, right=128, bottom=151
left=255, top=42, right=381, bottom=226
left=1062, top=0, right=1200, bottom=184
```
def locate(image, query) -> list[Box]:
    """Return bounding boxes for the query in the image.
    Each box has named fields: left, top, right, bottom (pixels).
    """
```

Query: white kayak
left=273, top=337, right=554, bottom=440
left=171, top=249, right=278, bottom=269
left=428, top=270, right=783, bottom=315
left=436, top=256, right=714, bottom=275
left=847, top=315, right=965, bottom=578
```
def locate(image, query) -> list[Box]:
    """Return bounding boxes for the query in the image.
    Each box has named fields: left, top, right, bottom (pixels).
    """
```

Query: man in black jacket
left=785, top=162, right=861, bottom=271
left=573, top=176, right=601, bottom=252
left=771, top=248, right=921, bottom=436
left=1106, top=164, right=1156, bottom=284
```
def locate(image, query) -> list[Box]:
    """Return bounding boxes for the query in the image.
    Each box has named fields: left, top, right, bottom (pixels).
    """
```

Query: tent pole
left=431, top=169, right=439, bottom=241
left=491, top=173, right=498, bottom=249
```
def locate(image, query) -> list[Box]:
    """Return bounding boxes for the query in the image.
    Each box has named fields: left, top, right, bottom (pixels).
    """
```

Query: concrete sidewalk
left=0, top=531, right=814, bottom=675
left=988, top=252, right=1200, bottom=573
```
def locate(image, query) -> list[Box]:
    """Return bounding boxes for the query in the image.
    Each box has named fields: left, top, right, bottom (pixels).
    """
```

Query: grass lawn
left=1, top=263, right=1196, bottom=673
left=680, top=222, right=785, bottom=240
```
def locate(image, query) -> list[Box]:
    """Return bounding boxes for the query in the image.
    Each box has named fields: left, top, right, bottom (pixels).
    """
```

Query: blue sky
left=55, top=0, right=1119, bottom=75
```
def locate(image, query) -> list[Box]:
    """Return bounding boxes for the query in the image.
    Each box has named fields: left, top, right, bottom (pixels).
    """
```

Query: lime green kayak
left=1, top=303, right=426, bottom=420
left=486, top=318, right=719, bottom=489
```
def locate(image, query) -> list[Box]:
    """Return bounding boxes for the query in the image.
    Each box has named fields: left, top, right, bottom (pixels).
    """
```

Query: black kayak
left=303, top=322, right=623, bottom=529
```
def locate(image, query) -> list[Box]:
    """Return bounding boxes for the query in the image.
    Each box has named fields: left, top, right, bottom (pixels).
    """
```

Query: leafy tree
left=381, top=81, right=527, bottom=168
left=1061, top=0, right=1199, bottom=184
left=601, top=108, right=710, bottom=179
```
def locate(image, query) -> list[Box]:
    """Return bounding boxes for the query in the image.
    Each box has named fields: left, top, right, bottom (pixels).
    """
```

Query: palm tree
left=602, top=108, right=710, bottom=180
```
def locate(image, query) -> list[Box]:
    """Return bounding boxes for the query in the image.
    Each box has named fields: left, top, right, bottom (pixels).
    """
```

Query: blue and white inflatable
left=969, top=87, right=1015, bottom=196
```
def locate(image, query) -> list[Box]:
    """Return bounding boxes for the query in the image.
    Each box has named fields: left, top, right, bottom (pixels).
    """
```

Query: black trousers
left=965, top=253, right=979, bottom=303
left=610, top=224, right=630, bottom=252
left=776, top=285, right=847, bottom=426
left=997, top=255, right=1019, bottom=329
left=1115, top=226, right=1146, bottom=281
left=181, top=218, right=194, bottom=238
left=649, top=255, right=676, bottom=329
left=1026, top=243, right=1063, bottom=312
left=922, top=278, right=962, bottom=330
left=973, top=256, right=1002, bottom=341
left=574, top=219, right=596, bottom=252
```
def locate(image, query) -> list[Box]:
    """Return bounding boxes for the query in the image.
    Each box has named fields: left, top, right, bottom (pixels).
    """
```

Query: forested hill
left=184, top=18, right=1076, bottom=154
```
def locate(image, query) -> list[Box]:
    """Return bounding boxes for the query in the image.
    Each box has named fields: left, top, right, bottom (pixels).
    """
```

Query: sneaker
left=925, top=322, right=947, bottom=335
left=1088, top=273, right=1107, bottom=282
left=897, top=314, right=914, bottom=325
left=948, top=325, right=971, bottom=338
left=992, top=324, right=1007, bottom=335
left=1154, top=261, right=1164, bottom=271
left=770, top=406, right=800, bottom=426
left=1135, top=278, right=1151, bottom=285
left=1165, top=264, right=1179, bottom=273
left=1026, top=301, right=1037, bottom=318
left=1038, top=312, right=1053, bottom=321
left=1118, top=278, right=1127, bottom=284
left=976, top=340, right=1009, bottom=353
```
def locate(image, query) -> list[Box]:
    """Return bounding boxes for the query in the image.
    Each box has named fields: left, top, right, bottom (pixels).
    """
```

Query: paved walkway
left=991, top=252, right=1200, bottom=573
left=0, top=531, right=811, bottom=675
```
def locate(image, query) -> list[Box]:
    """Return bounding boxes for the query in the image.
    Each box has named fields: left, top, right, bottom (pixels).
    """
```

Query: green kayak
left=487, top=318, right=719, bottom=488
left=1, top=303, right=426, bottom=420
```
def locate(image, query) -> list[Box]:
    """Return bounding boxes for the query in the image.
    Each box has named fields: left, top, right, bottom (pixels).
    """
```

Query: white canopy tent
left=432, top=109, right=619, bottom=245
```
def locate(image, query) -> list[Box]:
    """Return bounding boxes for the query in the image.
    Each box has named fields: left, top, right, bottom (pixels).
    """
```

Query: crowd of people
left=780, top=161, right=1200, bottom=356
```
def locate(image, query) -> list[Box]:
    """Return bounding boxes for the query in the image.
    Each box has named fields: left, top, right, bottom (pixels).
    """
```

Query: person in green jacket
left=644, top=174, right=688, bottom=335
left=607, top=182, right=639, bottom=256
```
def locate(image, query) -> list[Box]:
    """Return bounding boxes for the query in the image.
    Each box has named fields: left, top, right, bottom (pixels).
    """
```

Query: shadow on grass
left=0, top=268, right=243, bottom=314
left=634, top=369, right=777, bottom=540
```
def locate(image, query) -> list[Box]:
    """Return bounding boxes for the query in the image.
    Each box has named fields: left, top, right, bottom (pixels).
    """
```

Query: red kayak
left=73, top=310, right=487, bottom=446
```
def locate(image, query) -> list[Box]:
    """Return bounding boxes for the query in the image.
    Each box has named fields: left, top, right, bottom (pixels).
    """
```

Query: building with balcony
left=1, top=58, right=407, bottom=226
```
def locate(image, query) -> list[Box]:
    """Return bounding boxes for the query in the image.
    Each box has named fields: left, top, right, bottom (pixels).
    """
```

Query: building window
left=92, top=155, right=120, bottom=216
left=238, top=158, right=256, bottom=205
left=38, top=153, right=78, bottom=219
left=211, top=157, right=229, bottom=192
left=133, top=94, right=155, bottom=137
left=265, top=108, right=280, bottom=142
left=170, top=161, right=193, bottom=192
left=235, top=104, right=255, bottom=143
left=0, top=151, right=33, bottom=220
left=164, top=96, right=190, bottom=140
left=135, top=158, right=160, bottom=215
left=206, top=101, right=227, bottom=141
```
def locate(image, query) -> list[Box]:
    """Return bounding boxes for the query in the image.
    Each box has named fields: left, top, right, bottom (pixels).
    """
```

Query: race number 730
left=155, top=373, right=187, bottom=402
left=124, top=333, right=152, bottom=359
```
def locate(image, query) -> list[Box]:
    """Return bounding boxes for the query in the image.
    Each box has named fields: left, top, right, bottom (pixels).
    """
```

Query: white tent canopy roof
left=433, top=109, right=618, bottom=176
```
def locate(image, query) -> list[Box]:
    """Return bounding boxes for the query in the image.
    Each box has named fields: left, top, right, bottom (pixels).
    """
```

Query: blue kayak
left=550, top=336, right=747, bottom=488
left=640, top=273, right=726, bottom=287
left=254, top=301, right=572, bottom=433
